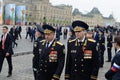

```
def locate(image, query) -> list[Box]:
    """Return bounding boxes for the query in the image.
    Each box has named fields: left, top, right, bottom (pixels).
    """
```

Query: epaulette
left=56, top=41, right=64, bottom=46
left=68, top=39, right=76, bottom=43
left=40, top=40, right=46, bottom=43
left=88, top=39, right=96, bottom=43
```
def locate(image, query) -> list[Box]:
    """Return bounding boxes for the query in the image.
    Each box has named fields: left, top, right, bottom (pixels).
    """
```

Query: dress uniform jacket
left=37, top=40, right=65, bottom=80
left=98, top=34, right=105, bottom=67
left=98, top=34, right=105, bottom=51
left=33, top=37, right=43, bottom=71
left=33, top=37, right=43, bottom=80
left=105, top=50, right=120, bottom=80
left=107, top=34, right=113, bottom=48
left=65, top=38, right=99, bottom=80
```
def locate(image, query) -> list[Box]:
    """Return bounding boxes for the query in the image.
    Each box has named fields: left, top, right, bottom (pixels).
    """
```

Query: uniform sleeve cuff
left=53, top=74, right=60, bottom=79
left=91, top=75, right=97, bottom=80
left=65, top=74, right=70, bottom=79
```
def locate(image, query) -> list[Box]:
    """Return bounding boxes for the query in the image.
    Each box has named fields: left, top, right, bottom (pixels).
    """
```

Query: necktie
left=79, top=42, right=82, bottom=46
left=2, top=35, right=6, bottom=50
left=46, top=42, right=49, bottom=48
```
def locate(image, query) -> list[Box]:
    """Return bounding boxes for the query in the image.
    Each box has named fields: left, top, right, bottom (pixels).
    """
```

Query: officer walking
left=98, top=28, right=105, bottom=68
left=65, top=20, right=99, bottom=80
left=105, top=36, right=120, bottom=80
left=37, top=24, right=65, bottom=80
left=32, top=25, right=44, bottom=80
left=106, top=29, right=113, bottom=62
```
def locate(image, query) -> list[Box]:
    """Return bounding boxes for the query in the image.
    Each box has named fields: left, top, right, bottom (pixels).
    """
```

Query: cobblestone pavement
left=0, top=53, right=112, bottom=80
left=0, top=25, right=115, bottom=80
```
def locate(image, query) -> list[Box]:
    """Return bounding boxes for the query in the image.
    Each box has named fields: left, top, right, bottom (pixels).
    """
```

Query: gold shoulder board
left=69, top=39, right=76, bottom=43
left=40, top=40, right=46, bottom=43
left=56, top=41, right=64, bottom=46
left=88, top=39, right=96, bottom=43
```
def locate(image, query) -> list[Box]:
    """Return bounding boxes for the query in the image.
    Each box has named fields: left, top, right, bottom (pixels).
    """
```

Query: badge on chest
left=49, top=48, right=58, bottom=62
left=83, top=50, right=92, bottom=59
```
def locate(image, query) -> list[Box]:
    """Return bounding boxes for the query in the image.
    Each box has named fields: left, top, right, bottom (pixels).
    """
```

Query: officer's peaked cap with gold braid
left=72, top=20, right=89, bottom=32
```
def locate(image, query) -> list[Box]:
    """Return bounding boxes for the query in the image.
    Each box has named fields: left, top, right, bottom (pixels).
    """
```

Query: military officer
left=37, top=24, right=65, bottom=80
left=106, top=29, right=113, bottom=62
left=98, top=28, right=105, bottom=68
left=105, top=36, right=120, bottom=80
left=65, top=20, right=99, bottom=80
left=33, top=25, right=44, bottom=80
left=86, top=30, right=94, bottom=39
left=68, top=26, right=76, bottom=41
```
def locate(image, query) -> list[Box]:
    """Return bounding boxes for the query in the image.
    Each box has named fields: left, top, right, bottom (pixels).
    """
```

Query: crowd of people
left=0, top=20, right=120, bottom=80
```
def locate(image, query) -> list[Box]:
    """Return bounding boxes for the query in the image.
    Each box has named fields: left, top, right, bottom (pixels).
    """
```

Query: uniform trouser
left=37, top=71, right=53, bottom=80
left=31, top=34, right=35, bottom=42
left=12, top=37, right=17, bottom=48
left=99, top=51, right=104, bottom=67
left=18, top=32, right=22, bottom=39
left=69, top=73, right=90, bottom=80
left=33, top=70, right=38, bottom=80
left=26, top=32, right=31, bottom=39
left=63, top=34, right=67, bottom=39
left=33, top=57, right=39, bottom=80
left=107, top=47, right=112, bottom=61
left=0, top=52, right=13, bottom=74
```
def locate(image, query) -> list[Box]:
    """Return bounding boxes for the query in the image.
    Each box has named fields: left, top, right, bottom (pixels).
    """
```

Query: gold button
left=75, top=64, right=77, bottom=66
left=74, top=69, right=77, bottom=72
left=75, top=59, right=77, bottom=61
left=44, top=70, right=47, bottom=72
left=81, top=59, right=84, bottom=61
left=45, top=65, right=47, bottom=67
left=81, top=70, right=84, bottom=72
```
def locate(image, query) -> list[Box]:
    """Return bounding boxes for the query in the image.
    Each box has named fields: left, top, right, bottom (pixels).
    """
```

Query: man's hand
left=6, top=53, right=10, bottom=57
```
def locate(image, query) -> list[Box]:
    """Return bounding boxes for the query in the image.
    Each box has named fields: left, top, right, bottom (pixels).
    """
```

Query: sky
left=49, top=0, right=120, bottom=22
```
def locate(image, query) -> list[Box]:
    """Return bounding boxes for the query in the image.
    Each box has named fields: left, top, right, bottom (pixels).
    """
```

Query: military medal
left=49, top=48, right=57, bottom=62
left=84, top=50, right=92, bottom=59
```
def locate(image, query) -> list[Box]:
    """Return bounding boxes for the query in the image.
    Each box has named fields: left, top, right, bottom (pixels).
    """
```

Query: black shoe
left=7, top=74, right=12, bottom=77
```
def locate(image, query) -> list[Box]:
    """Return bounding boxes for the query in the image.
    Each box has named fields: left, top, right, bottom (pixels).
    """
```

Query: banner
left=16, top=6, right=26, bottom=25
left=0, top=0, right=3, bottom=24
left=4, top=4, right=16, bottom=25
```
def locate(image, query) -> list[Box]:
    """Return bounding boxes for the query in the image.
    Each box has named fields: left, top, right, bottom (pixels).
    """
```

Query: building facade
left=3, top=0, right=116, bottom=27
left=72, top=7, right=116, bottom=28
left=4, top=0, right=72, bottom=25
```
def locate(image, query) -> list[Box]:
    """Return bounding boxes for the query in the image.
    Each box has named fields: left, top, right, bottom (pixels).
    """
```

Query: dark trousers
left=37, top=72, right=53, bottom=80
left=12, top=37, right=17, bottom=48
left=69, top=73, right=90, bottom=80
left=26, top=32, right=31, bottom=39
left=99, top=50, right=104, bottom=67
left=63, top=34, right=67, bottom=39
left=18, top=32, right=22, bottom=39
left=31, top=34, right=35, bottom=42
left=107, top=47, right=112, bottom=61
left=33, top=56, right=39, bottom=80
left=0, top=51, right=13, bottom=74
left=33, top=70, right=38, bottom=80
